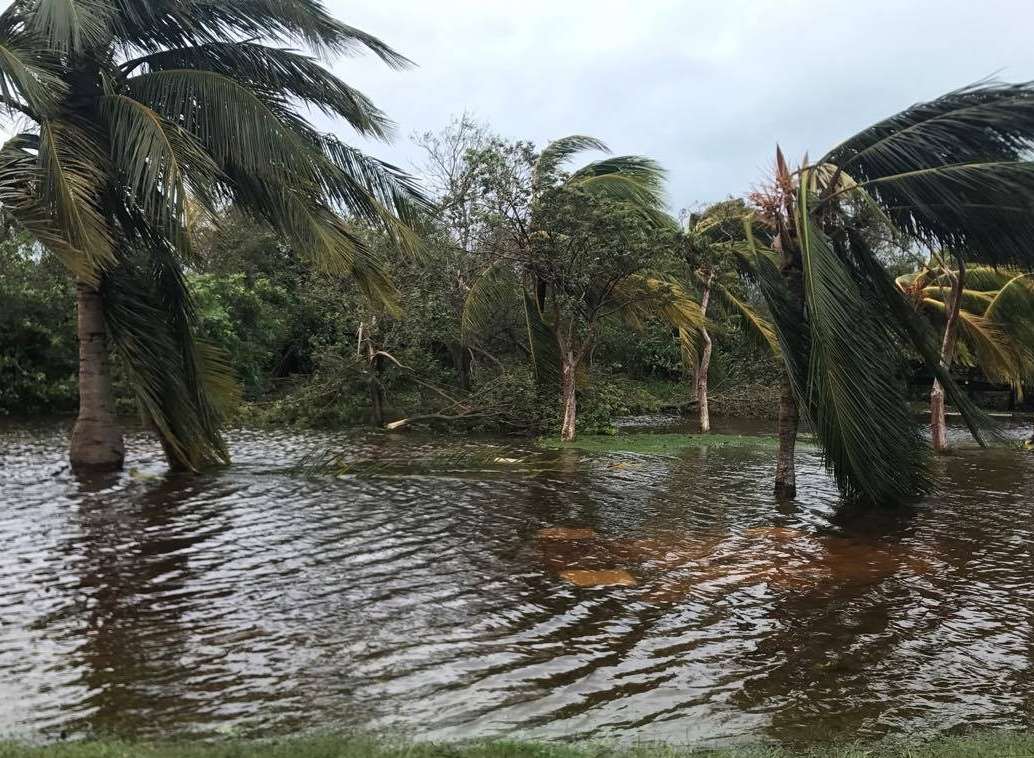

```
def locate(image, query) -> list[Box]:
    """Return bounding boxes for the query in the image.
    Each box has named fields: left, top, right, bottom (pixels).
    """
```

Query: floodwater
left=2, top=417, right=1034, bottom=745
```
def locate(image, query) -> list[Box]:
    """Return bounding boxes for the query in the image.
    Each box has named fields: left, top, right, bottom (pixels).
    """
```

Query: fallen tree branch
left=385, top=412, right=490, bottom=431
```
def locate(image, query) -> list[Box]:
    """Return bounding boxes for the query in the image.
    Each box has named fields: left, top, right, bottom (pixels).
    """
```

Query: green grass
left=4, top=733, right=1034, bottom=758
left=538, top=432, right=816, bottom=455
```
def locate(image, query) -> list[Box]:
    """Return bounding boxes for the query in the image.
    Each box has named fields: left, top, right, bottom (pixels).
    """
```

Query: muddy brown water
left=2, top=417, right=1034, bottom=745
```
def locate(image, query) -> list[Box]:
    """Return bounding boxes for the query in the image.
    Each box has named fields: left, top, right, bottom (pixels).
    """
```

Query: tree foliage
left=0, top=0, right=427, bottom=467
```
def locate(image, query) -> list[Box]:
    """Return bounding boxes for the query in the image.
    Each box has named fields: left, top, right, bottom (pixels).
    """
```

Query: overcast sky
left=325, top=0, right=1034, bottom=211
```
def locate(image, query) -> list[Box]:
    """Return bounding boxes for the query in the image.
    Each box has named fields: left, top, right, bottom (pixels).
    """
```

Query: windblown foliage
left=463, top=136, right=696, bottom=388
left=752, top=81, right=1034, bottom=503
left=0, top=0, right=427, bottom=467
left=898, top=262, right=1034, bottom=389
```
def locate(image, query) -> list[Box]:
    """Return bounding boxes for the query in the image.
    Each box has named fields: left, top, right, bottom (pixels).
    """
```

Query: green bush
left=0, top=236, right=78, bottom=416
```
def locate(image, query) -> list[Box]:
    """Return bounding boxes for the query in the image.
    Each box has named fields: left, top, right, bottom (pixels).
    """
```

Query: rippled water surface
left=3, top=418, right=1034, bottom=745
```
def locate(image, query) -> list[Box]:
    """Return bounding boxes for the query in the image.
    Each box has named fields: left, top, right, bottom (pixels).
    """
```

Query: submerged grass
left=4, top=733, right=1034, bottom=757
left=539, top=432, right=816, bottom=455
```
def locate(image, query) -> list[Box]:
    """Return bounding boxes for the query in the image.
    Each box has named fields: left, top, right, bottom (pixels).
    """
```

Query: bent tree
left=749, top=82, right=1034, bottom=503
left=0, top=0, right=425, bottom=471
left=682, top=200, right=778, bottom=433
left=897, top=260, right=1034, bottom=451
left=463, top=136, right=704, bottom=440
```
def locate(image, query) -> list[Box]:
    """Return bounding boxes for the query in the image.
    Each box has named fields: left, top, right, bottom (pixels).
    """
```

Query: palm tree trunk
left=774, top=239, right=804, bottom=498
left=696, top=335, right=712, bottom=433
left=774, top=376, right=799, bottom=497
left=696, top=272, right=714, bottom=433
left=560, top=350, right=577, bottom=442
left=931, top=262, right=965, bottom=453
left=70, top=281, right=125, bottom=471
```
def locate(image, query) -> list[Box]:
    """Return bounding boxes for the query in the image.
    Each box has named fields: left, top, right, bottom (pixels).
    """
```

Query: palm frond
left=0, top=19, right=63, bottom=116
left=35, top=120, right=114, bottom=280
left=224, top=172, right=399, bottom=309
left=127, top=68, right=322, bottom=181
left=122, top=42, right=396, bottom=139
left=533, top=134, right=608, bottom=189
left=702, top=274, right=780, bottom=356
left=317, top=134, right=430, bottom=251
left=103, top=238, right=239, bottom=470
left=101, top=93, right=223, bottom=236
left=171, top=0, right=411, bottom=64
left=984, top=273, right=1034, bottom=380
left=752, top=246, right=811, bottom=415
left=522, top=289, right=562, bottom=387
left=617, top=275, right=707, bottom=332
left=797, top=184, right=930, bottom=502
left=567, top=156, right=670, bottom=224
left=843, top=230, right=995, bottom=446
left=28, top=0, right=111, bottom=53
left=461, top=262, right=519, bottom=344
left=822, top=81, right=1034, bottom=266
left=953, top=307, right=1024, bottom=385
left=921, top=287, right=995, bottom=313
left=678, top=326, right=700, bottom=372
left=0, top=133, right=95, bottom=272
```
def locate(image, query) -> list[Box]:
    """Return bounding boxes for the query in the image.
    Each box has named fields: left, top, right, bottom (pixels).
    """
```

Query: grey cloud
left=319, top=0, right=1033, bottom=210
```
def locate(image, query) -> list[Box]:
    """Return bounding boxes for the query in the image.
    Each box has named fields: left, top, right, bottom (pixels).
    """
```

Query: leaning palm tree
left=463, top=136, right=705, bottom=440
left=682, top=201, right=778, bottom=433
left=897, top=260, right=1034, bottom=451
left=0, top=0, right=426, bottom=471
left=748, top=81, right=1034, bottom=503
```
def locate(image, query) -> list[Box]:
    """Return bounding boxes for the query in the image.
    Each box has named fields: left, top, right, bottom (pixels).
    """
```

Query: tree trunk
left=696, top=272, right=714, bottom=433
left=451, top=342, right=471, bottom=391
left=370, top=373, right=385, bottom=426
left=70, top=281, right=125, bottom=471
left=696, top=337, right=712, bottom=433
left=930, top=381, right=948, bottom=452
left=774, top=232, right=804, bottom=498
left=560, top=352, right=577, bottom=442
left=774, top=376, right=799, bottom=498
left=931, top=262, right=964, bottom=454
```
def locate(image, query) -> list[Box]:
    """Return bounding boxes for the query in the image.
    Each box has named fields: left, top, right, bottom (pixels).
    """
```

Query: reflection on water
left=1, top=418, right=1034, bottom=744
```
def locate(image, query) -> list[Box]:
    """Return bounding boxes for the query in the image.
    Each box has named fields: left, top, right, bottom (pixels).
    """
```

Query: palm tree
left=682, top=200, right=778, bottom=433
left=748, top=81, right=1034, bottom=503
left=463, top=136, right=705, bottom=440
left=897, top=260, right=1034, bottom=450
left=0, top=0, right=425, bottom=471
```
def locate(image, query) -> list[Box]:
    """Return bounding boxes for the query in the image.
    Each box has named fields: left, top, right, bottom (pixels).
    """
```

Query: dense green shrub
left=0, top=236, right=78, bottom=415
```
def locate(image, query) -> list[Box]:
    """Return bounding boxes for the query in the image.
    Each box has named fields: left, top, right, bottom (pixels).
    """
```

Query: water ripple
left=1, top=418, right=1033, bottom=744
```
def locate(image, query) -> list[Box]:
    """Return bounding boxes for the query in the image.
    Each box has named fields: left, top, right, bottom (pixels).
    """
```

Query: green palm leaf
left=797, top=181, right=930, bottom=502
left=127, top=68, right=320, bottom=183
left=461, top=261, right=519, bottom=344
left=27, top=0, right=111, bottom=53
left=104, top=243, right=238, bottom=470
left=36, top=120, right=114, bottom=280
left=533, top=134, right=608, bottom=189
left=613, top=275, right=707, bottom=333
left=121, top=42, right=396, bottom=139
left=0, top=17, right=63, bottom=115
left=568, top=157, right=671, bottom=226
left=101, top=93, right=223, bottom=235
left=822, top=81, right=1034, bottom=266
left=698, top=272, right=780, bottom=356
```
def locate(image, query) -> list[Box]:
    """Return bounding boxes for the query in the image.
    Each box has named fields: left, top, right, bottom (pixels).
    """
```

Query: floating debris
left=609, top=535, right=721, bottom=568
left=537, top=527, right=597, bottom=541
left=559, top=569, right=637, bottom=588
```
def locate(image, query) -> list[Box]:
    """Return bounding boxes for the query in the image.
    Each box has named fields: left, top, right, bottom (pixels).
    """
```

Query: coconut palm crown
left=0, top=0, right=428, bottom=470
left=898, top=261, right=1034, bottom=390
left=750, top=81, right=1034, bottom=504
